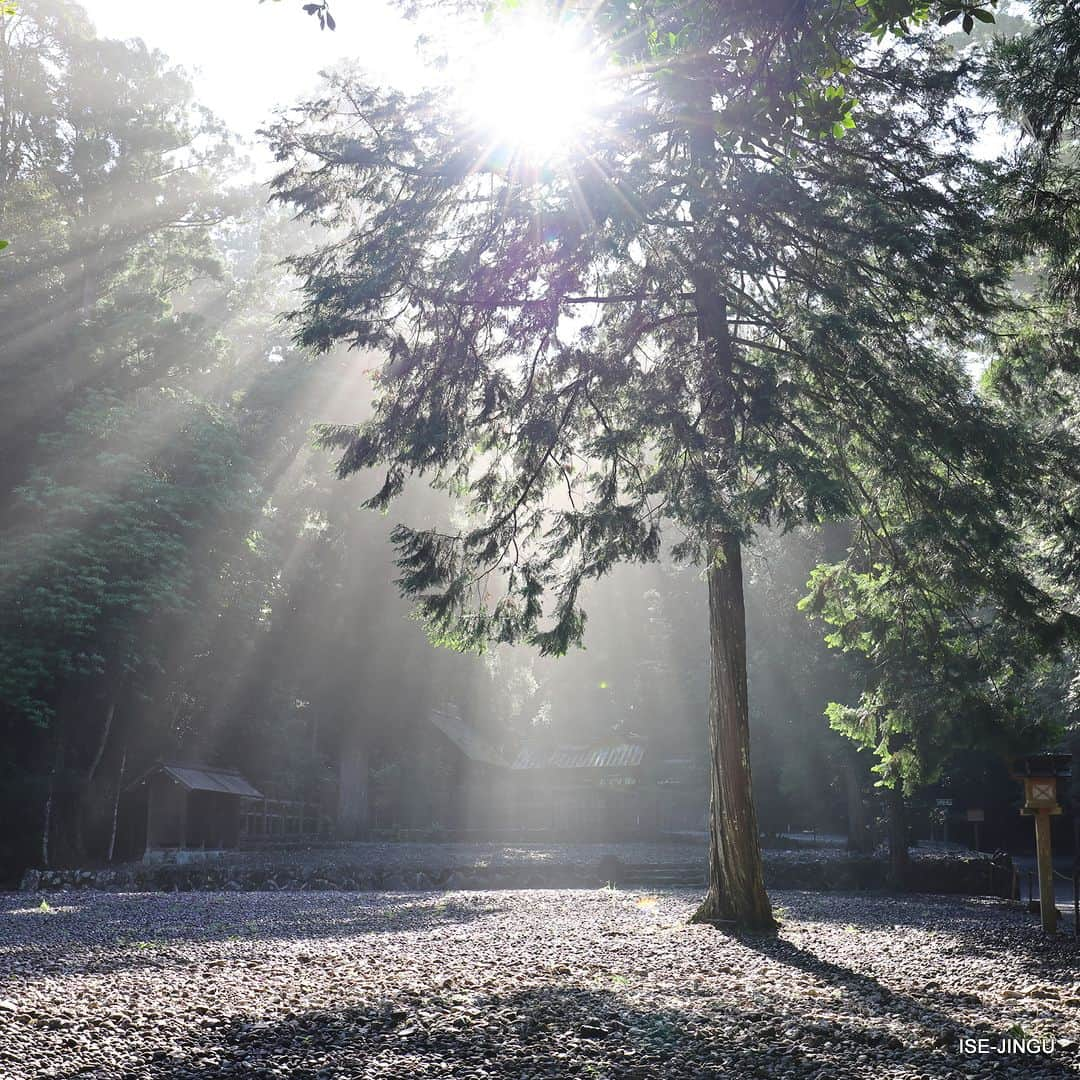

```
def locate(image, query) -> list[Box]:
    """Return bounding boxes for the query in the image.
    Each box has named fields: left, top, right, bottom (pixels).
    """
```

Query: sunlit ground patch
left=7, top=901, right=80, bottom=916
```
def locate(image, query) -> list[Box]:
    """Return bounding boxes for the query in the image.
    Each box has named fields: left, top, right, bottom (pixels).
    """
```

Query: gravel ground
left=1, top=889, right=1076, bottom=1079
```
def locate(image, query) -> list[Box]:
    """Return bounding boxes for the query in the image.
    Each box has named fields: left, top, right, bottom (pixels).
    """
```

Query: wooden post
left=1074, top=816, right=1079, bottom=940
left=1034, top=809, right=1057, bottom=934
left=1018, top=766, right=1067, bottom=934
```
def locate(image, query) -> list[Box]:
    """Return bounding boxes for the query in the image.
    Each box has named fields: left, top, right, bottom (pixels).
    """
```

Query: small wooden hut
left=127, top=761, right=263, bottom=858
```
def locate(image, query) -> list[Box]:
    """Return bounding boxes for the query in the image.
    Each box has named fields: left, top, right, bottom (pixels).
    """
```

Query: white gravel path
left=0, top=889, right=1076, bottom=1079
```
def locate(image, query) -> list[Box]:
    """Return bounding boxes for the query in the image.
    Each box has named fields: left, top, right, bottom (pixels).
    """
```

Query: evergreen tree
left=795, top=0, right=1080, bottom=875
left=984, top=0, right=1080, bottom=806
left=267, top=2, right=1056, bottom=928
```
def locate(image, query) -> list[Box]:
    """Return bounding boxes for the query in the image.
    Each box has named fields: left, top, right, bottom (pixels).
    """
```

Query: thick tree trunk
left=886, top=784, right=910, bottom=887
left=844, top=750, right=873, bottom=854
left=337, top=725, right=370, bottom=839
left=692, top=534, right=775, bottom=931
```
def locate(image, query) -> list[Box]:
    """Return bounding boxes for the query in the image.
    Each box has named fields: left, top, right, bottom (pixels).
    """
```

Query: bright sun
left=458, top=13, right=608, bottom=164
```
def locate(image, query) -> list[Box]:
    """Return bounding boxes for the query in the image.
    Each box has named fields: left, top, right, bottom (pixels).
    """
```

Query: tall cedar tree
left=268, top=6, right=1056, bottom=930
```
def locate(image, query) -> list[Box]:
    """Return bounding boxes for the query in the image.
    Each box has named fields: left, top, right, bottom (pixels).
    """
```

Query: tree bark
left=886, top=784, right=910, bottom=887
left=691, top=533, right=775, bottom=931
left=337, top=724, right=370, bottom=839
left=844, top=750, right=873, bottom=854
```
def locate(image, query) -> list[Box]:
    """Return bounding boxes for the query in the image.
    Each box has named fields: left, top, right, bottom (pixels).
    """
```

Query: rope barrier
left=1024, top=866, right=1075, bottom=883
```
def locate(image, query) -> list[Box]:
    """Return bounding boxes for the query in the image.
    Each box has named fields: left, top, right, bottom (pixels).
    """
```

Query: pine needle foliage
left=269, top=13, right=1057, bottom=659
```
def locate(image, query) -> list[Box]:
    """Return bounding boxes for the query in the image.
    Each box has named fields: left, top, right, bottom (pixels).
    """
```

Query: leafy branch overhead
left=853, top=0, right=998, bottom=36
left=267, top=3, right=1072, bottom=668
left=259, top=0, right=995, bottom=135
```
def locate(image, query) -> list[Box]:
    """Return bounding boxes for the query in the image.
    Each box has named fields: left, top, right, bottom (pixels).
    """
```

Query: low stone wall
left=17, top=848, right=1016, bottom=898
left=763, top=854, right=882, bottom=892
left=904, top=852, right=1016, bottom=898
left=18, top=862, right=604, bottom=893
left=763, top=851, right=1016, bottom=899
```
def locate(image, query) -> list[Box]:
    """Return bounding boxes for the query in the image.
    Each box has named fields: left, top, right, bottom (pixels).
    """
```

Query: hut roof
left=510, top=743, right=645, bottom=770
left=429, top=706, right=508, bottom=767
left=127, top=761, right=263, bottom=799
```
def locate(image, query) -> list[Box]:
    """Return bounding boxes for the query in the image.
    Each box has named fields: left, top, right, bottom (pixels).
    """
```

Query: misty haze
left=0, top=1, right=1077, bottom=1078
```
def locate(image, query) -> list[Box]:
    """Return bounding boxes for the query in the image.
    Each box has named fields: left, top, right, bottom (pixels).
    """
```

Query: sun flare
left=458, top=13, right=609, bottom=163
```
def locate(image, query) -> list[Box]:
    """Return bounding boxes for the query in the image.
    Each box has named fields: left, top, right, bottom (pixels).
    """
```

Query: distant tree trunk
left=41, top=743, right=61, bottom=868
left=844, top=751, right=873, bottom=854
left=337, top=725, right=370, bottom=839
left=73, top=695, right=118, bottom=861
left=886, top=784, right=910, bottom=887
left=691, top=533, right=775, bottom=931
left=86, top=699, right=116, bottom=786
left=108, top=745, right=127, bottom=863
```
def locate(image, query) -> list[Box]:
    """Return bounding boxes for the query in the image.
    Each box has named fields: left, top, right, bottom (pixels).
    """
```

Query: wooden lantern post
left=1015, top=754, right=1072, bottom=935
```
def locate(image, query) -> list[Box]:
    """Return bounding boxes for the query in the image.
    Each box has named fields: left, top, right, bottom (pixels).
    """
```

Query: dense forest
left=1, top=0, right=1079, bottom=900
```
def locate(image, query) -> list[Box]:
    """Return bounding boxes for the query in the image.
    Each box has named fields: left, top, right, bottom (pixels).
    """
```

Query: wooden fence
left=239, top=796, right=334, bottom=844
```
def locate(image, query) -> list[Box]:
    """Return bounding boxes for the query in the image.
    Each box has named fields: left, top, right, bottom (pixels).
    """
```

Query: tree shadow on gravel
left=737, top=932, right=1078, bottom=1076
left=776, top=890, right=1012, bottom=927
left=0, top=894, right=510, bottom=980
left=775, top=890, right=1079, bottom=965
left=126, top=982, right=1079, bottom=1080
